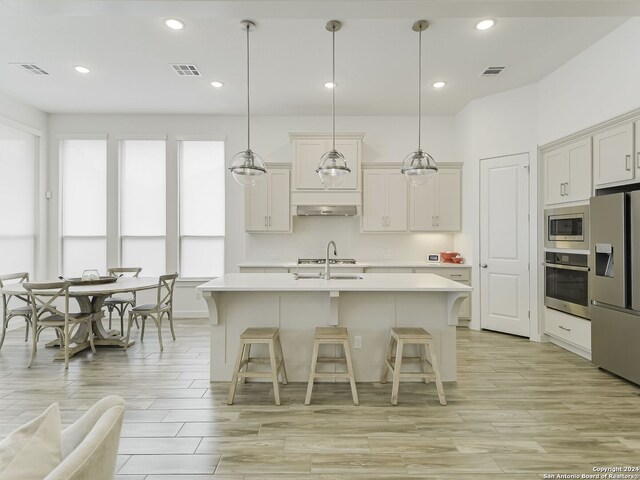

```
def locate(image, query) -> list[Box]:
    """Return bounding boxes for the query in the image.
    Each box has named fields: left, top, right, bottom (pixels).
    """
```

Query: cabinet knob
left=480, top=263, right=488, bottom=268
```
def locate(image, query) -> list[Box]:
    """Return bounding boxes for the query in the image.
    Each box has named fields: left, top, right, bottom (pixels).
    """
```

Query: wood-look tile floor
left=1, top=319, right=639, bottom=479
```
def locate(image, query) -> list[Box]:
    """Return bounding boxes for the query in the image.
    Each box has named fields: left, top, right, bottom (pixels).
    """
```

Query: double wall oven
left=544, top=205, right=590, bottom=319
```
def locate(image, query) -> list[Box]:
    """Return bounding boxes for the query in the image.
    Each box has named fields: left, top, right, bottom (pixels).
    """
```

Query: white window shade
left=121, top=237, right=165, bottom=277
left=121, top=140, right=166, bottom=236
left=62, top=237, right=107, bottom=278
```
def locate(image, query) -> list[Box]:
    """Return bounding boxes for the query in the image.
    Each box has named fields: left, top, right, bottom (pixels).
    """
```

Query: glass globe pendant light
left=401, top=20, right=438, bottom=186
left=317, top=20, right=350, bottom=188
left=229, top=20, right=267, bottom=187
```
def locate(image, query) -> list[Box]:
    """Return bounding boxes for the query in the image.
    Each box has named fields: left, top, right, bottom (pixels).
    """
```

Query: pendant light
left=229, top=20, right=267, bottom=187
left=316, top=20, right=350, bottom=188
left=401, top=20, right=438, bottom=186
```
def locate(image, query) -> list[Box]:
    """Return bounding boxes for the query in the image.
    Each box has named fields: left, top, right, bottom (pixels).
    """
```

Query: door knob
left=480, top=263, right=488, bottom=268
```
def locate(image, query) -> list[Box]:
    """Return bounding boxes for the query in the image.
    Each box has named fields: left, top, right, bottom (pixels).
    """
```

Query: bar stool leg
left=268, top=340, right=281, bottom=406
left=228, top=340, right=246, bottom=405
left=276, top=334, right=288, bottom=384
left=419, top=343, right=430, bottom=384
left=343, top=339, right=359, bottom=406
left=390, top=339, right=404, bottom=406
left=240, top=343, right=251, bottom=384
left=380, top=333, right=395, bottom=384
left=304, top=339, right=320, bottom=405
left=427, top=343, right=447, bottom=406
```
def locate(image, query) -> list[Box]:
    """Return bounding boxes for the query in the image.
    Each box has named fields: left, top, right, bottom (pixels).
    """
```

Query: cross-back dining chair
left=124, top=273, right=178, bottom=352
left=104, top=267, right=142, bottom=333
left=0, top=272, right=32, bottom=349
left=23, top=281, right=95, bottom=369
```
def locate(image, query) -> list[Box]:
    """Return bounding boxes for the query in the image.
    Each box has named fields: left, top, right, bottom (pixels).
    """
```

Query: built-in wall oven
left=544, top=205, right=590, bottom=250
left=544, top=251, right=590, bottom=319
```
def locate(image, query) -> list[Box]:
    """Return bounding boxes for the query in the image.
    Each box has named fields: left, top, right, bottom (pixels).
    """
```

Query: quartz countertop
left=237, top=260, right=471, bottom=269
left=198, top=273, right=472, bottom=292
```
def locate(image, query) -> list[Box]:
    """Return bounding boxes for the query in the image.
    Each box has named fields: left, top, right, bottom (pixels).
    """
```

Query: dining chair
left=104, top=267, right=142, bottom=333
left=0, top=272, right=32, bottom=349
left=23, top=281, right=95, bottom=369
left=124, top=273, right=178, bottom=352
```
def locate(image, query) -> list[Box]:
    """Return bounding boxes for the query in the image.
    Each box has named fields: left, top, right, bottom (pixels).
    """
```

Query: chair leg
left=155, top=314, right=164, bottom=351
left=275, top=335, right=288, bottom=385
left=343, top=339, right=359, bottom=406
left=168, top=310, right=176, bottom=341
left=27, top=325, right=38, bottom=368
left=390, top=340, right=404, bottom=406
left=304, top=339, right=320, bottom=406
left=0, top=317, right=7, bottom=349
left=63, top=326, right=70, bottom=370
left=140, top=315, right=146, bottom=341
left=107, top=306, right=113, bottom=329
left=88, top=320, right=96, bottom=354
left=268, top=340, right=281, bottom=406
left=228, top=340, right=246, bottom=405
left=24, top=317, right=30, bottom=342
left=240, top=343, right=251, bottom=384
left=124, top=313, right=135, bottom=351
left=380, top=334, right=395, bottom=384
left=427, top=343, right=447, bottom=406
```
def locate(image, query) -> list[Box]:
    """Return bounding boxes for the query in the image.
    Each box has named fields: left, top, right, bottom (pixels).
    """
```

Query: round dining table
left=0, top=277, right=159, bottom=360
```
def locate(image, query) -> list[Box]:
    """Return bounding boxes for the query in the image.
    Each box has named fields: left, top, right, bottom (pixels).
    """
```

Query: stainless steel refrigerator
left=590, top=191, right=640, bottom=385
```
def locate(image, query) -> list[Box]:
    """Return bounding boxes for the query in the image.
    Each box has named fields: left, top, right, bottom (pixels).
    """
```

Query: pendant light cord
left=332, top=26, right=336, bottom=151
left=418, top=27, right=422, bottom=151
left=246, top=23, right=251, bottom=151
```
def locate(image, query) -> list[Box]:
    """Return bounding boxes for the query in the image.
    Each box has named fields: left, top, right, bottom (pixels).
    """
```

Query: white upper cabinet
left=409, top=168, right=461, bottom=232
left=245, top=168, right=291, bottom=232
left=544, top=137, right=591, bottom=205
left=593, top=122, right=634, bottom=187
left=362, top=169, right=407, bottom=232
left=291, top=134, right=362, bottom=191
left=636, top=122, right=640, bottom=179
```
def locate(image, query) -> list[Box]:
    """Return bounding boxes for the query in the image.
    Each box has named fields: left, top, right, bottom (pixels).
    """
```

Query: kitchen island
left=197, top=273, right=471, bottom=382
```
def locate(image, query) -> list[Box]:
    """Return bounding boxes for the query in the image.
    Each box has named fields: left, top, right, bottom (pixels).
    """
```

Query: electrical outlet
left=195, top=289, right=202, bottom=300
left=354, top=336, right=362, bottom=349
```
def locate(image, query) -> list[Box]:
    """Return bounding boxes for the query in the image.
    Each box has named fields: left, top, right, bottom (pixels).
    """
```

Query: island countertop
left=197, top=272, right=472, bottom=293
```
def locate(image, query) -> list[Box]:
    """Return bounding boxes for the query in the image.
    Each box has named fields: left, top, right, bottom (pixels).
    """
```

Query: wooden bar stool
left=228, top=327, right=288, bottom=406
left=380, top=327, right=446, bottom=406
left=305, top=327, right=359, bottom=406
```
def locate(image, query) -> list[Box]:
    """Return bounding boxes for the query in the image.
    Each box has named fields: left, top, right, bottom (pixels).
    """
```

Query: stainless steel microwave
left=544, top=205, right=590, bottom=250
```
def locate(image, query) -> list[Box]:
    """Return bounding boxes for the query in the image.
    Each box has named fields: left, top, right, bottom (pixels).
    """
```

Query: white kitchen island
left=197, top=273, right=472, bottom=383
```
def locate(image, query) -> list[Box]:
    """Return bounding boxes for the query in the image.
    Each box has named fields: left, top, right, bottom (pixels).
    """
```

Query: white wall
left=0, top=91, right=48, bottom=280
left=454, top=84, right=539, bottom=336
left=538, top=18, right=640, bottom=145
left=47, top=113, right=457, bottom=316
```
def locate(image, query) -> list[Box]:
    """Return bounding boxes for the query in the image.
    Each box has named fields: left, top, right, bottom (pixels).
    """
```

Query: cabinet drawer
left=414, top=268, right=470, bottom=281
left=544, top=308, right=591, bottom=351
left=364, top=267, right=414, bottom=273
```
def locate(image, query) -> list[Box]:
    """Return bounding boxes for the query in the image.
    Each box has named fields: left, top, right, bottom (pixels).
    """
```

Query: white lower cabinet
left=544, top=307, right=591, bottom=353
left=244, top=169, right=291, bottom=232
left=414, top=268, right=470, bottom=320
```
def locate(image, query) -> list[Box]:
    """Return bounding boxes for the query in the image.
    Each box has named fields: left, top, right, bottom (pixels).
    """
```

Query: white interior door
left=480, top=153, right=530, bottom=337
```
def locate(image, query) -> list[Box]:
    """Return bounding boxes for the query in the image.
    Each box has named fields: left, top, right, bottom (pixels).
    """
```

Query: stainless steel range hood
left=296, top=205, right=357, bottom=216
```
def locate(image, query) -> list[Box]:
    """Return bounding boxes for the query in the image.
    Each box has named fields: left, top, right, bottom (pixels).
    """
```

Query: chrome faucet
left=325, top=240, right=337, bottom=280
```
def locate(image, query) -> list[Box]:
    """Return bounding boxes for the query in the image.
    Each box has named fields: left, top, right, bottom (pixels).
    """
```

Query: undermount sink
left=293, top=273, right=364, bottom=280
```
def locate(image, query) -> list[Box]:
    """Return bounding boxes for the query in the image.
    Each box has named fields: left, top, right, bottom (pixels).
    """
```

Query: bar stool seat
left=380, top=327, right=446, bottom=406
left=228, top=327, right=288, bottom=406
left=305, top=326, right=359, bottom=406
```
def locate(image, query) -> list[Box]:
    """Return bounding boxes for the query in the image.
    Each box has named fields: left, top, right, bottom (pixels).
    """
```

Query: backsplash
left=245, top=216, right=455, bottom=262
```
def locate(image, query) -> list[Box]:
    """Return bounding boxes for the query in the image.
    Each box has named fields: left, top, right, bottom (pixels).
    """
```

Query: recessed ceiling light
left=74, top=65, right=90, bottom=74
left=476, top=19, right=495, bottom=31
left=211, top=81, right=224, bottom=88
left=324, top=82, right=336, bottom=89
left=432, top=81, right=447, bottom=88
left=165, top=18, right=184, bottom=30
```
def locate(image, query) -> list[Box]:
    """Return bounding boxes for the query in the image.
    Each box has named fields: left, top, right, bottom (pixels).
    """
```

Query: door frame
left=477, top=152, right=536, bottom=339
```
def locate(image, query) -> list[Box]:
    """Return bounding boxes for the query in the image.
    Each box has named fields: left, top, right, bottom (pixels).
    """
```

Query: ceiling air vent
left=480, top=66, right=506, bottom=76
left=12, top=63, right=49, bottom=75
left=170, top=64, right=201, bottom=76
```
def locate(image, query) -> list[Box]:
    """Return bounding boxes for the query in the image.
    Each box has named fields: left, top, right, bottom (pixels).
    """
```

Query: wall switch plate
left=45, top=191, right=52, bottom=199
left=354, top=336, right=362, bottom=349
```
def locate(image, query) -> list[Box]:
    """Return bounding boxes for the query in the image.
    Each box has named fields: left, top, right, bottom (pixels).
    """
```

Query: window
left=120, top=140, right=166, bottom=276
left=0, top=123, right=36, bottom=276
left=179, top=141, right=225, bottom=278
left=60, top=139, right=107, bottom=277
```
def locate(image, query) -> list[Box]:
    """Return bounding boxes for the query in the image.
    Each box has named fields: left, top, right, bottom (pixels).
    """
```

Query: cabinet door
left=544, top=147, right=569, bottom=205
left=458, top=291, right=471, bottom=319
left=636, top=122, right=640, bottom=179
left=434, top=169, right=461, bottom=231
left=566, top=138, right=592, bottom=202
left=331, top=139, right=359, bottom=190
left=593, top=123, right=634, bottom=187
left=294, top=139, right=326, bottom=190
left=408, top=180, right=436, bottom=231
left=267, top=170, right=290, bottom=232
left=386, top=172, right=408, bottom=231
left=362, top=170, right=387, bottom=232
left=244, top=176, right=268, bottom=231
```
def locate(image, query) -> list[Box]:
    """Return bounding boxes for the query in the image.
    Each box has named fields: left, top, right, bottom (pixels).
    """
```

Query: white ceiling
left=0, top=1, right=635, bottom=115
